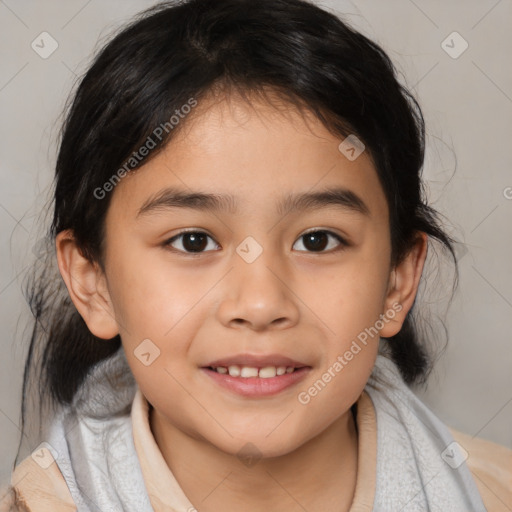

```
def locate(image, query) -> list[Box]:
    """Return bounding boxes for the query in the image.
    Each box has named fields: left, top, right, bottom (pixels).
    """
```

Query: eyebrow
left=136, top=186, right=371, bottom=219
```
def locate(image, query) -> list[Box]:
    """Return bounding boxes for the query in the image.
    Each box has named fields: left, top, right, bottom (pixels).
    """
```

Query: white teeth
left=240, top=366, right=259, bottom=378
left=228, top=365, right=241, bottom=377
left=259, top=366, right=277, bottom=378
left=214, top=365, right=298, bottom=378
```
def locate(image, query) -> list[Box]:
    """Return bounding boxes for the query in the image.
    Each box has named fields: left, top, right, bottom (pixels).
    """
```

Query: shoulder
left=449, top=427, right=512, bottom=511
left=0, top=450, right=76, bottom=512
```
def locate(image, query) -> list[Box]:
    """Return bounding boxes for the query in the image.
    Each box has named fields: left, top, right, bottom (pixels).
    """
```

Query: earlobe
left=55, top=230, right=119, bottom=340
left=380, top=232, right=428, bottom=338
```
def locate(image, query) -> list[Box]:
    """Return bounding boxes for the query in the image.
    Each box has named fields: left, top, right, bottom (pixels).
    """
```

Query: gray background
left=1, top=0, right=511, bottom=487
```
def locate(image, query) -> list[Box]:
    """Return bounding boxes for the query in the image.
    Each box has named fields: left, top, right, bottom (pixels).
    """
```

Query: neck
left=150, top=404, right=359, bottom=512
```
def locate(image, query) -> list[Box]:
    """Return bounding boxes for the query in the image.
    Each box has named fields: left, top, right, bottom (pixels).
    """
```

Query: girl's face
left=66, top=94, right=420, bottom=458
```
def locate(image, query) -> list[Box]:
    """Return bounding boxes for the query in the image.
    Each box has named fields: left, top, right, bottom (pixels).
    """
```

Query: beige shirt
left=131, top=389, right=379, bottom=511
left=4, top=388, right=511, bottom=511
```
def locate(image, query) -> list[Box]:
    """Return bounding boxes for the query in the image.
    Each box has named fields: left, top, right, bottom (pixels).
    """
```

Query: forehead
left=107, top=93, right=388, bottom=224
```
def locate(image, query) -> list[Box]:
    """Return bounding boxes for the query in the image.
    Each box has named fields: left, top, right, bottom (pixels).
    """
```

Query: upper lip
left=203, top=353, right=309, bottom=368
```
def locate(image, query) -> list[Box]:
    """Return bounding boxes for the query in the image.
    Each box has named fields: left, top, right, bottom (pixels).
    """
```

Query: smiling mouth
left=201, top=364, right=312, bottom=397
left=205, top=364, right=306, bottom=378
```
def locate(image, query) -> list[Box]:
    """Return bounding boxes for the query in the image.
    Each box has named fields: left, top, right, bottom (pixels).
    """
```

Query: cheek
left=313, top=253, right=389, bottom=337
left=106, top=246, right=216, bottom=378
left=298, top=243, right=389, bottom=392
left=107, top=246, right=201, bottom=338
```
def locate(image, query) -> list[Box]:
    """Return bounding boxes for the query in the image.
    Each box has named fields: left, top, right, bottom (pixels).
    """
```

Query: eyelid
left=300, top=228, right=349, bottom=244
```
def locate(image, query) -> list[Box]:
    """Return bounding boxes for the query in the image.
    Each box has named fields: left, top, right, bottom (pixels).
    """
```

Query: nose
left=216, top=245, right=300, bottom=332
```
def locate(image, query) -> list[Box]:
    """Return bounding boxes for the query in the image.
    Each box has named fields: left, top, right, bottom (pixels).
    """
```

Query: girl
left=1, top=0, right=510, bottom=510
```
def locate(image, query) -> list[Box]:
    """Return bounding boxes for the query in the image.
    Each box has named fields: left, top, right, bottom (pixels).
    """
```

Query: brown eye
left=293, top=230, right=347, bottom=253
left=164, top=231, right=219, bottom=253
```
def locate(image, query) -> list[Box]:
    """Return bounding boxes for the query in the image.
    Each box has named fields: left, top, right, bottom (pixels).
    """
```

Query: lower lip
left=201, top=367, right=311, bottom=397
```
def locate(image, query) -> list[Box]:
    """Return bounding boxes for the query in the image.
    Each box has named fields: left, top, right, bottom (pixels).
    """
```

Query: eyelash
left=162, top=229, right=349, bottom=255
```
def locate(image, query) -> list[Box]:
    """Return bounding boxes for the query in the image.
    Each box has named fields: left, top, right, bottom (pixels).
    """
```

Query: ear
left=55, top=229, right=119, bottom=339
left=380, top=232, right=428, bottom=338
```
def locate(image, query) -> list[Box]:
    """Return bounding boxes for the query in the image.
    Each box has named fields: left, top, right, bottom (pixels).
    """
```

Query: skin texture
left=56, top=92, right=427, bottom=511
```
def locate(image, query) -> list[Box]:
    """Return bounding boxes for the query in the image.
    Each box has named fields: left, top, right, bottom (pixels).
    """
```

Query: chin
left=212, top=433, right=302, bottom=462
